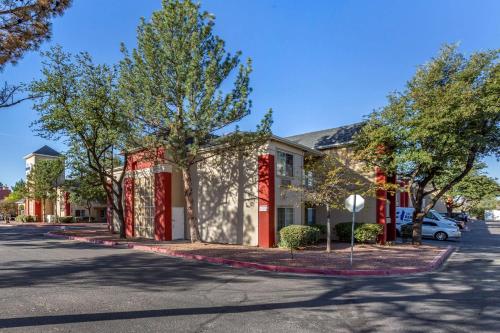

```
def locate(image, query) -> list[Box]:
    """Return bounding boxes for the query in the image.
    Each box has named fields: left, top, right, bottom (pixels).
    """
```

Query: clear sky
left=0, top=0, right=499, bottom=187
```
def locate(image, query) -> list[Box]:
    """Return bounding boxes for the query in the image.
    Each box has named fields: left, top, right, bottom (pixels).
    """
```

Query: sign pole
left=350, top=194, right=356, bottom=268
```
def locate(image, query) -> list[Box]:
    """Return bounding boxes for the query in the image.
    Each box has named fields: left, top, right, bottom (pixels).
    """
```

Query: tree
left=441, top=164, right=500, bottom=216
left=0, top=0, right=71, bottom=108
left=290, top=154, right=371, bottom=252
left=31, top=47, right=132, bottom=237
left=65, top=144, right=107, bottom=221
left=0, top=199, right=16, bottom=222
left=355, top=45, right=500, bottom=244
left=26, top=158, right=64, bottom=222
left=6, top=179, right=27, bottom=202
left=119, top=0, right=272, bottom=242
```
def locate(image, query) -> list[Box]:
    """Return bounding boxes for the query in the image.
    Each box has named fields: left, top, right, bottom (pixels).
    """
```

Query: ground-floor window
left=277, top=207, right=294, bottom=231
left=75, top=209, right=86, bottom=217
left=306, top=207, right=316, bottom=225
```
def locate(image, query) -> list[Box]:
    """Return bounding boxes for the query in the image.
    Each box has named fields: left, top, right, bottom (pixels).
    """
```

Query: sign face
left=259, top=205, right=268, bottom=212
left=345, top=194, right=365, bottom=213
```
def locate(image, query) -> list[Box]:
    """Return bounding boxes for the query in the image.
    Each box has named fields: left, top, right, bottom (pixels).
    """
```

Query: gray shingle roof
left=286, top=122, right=365, bottom=150
left=32, top=145, right=61, bottom=157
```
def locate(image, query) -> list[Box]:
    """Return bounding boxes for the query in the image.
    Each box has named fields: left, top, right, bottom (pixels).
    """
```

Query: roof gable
left=286, top=122, right=364, bottom=150
left=32, top=145, right=61, bottom=157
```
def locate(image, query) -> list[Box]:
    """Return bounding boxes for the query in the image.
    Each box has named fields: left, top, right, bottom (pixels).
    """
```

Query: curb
left=45, top=232, right=455, bottom=277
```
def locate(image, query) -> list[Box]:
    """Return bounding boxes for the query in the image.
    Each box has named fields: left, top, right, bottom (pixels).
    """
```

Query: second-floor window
left=277, top=151, right=294, bottom=177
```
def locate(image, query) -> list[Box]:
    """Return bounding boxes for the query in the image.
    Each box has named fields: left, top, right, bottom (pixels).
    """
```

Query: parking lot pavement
left=0, top=221, right=499, bottom=332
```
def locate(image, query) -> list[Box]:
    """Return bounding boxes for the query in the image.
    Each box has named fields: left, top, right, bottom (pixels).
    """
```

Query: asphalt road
left=0, top=220, right=499, bottom=333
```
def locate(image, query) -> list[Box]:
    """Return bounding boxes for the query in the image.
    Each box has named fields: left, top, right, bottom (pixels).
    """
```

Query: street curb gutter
left=45, top=232, right=455, bottom=277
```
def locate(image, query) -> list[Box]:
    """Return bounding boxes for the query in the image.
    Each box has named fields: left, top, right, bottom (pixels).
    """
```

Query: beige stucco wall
left=265, top=141, right=305, bottom=232
left=192, top=150, right=259, bottom=246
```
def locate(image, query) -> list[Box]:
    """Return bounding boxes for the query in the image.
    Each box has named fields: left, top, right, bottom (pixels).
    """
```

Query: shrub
left=354, top=224, right=383, bottom=243
left=309, top=224, right=327, bottom=239
left=279, top=225, right=320, bottom=258
left=58, top=216, right=74, bottom=223
left=335, top=222, right=383, bottom=243
left=15, top=215, right=25, bottom=222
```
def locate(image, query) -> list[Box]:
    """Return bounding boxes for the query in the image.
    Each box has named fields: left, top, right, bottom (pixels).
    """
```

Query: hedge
left=15, top=215, right=35, bottom=222
left=58, top=216, right=74, bottom=223
left=279, top=225, right=320, bottom=250
left=334, top=222, right=383, bottom=243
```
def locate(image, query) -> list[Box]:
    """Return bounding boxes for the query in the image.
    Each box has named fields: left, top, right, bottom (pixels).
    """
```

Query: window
left=303, top=170, right=313, bottom=188
left=75, top=209, right=86, bottom=217
left=277, top=151, right=294, bottom=177
left=278, top=207, right=294, bottom=230
left=424, top=212, right=438, bottom=220
left=423, top=222, right=437, bottom=227
left=306, top=207, right=316, bottom=225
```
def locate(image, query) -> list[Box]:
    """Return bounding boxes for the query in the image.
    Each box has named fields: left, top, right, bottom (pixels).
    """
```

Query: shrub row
left=15, top=215, right=35, bottom=222
left=334, top=222, right=383, bottom=243
left=58, top=216, right=74, bottom=223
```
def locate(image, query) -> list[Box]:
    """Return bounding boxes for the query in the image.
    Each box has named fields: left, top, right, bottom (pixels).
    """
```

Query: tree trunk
left=326, top=205, right=331, bottom=253
left=116, top=189, right=126, bottom=239
left=181, top=167, right=201, bottom=242
left=412, top=199, right=424, bottom=245
left=87, top=202, right=92, bottom=222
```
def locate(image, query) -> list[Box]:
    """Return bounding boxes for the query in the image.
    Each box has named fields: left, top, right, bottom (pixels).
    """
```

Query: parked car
left=450, top=212, right=469, bottom=223
left=442, top=216, right=465, bottom=230
left=396, top=207, right=461, bottom=241
left=397, top=221, right=461, bottom=241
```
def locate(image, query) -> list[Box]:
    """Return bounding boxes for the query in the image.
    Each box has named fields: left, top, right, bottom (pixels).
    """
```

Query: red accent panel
left=375, top=168, right=387, bottom=244
left=387, top=175, right=397, bottom=242
left=25, top=199, right=29, bottom=215
left=154, top=172, right=172, bottom=241
left=34, top=200, right=42, bottom=222
left=64, top=192, right=71, bottom=216
left=124, top=177, right=135, bottom=238
left=258, top=154, right=275, bottom=248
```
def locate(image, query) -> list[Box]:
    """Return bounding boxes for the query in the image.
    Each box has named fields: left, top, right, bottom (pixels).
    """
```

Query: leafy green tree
left=30, top=48, right=132, bottom=237
left=290, top=154, right=372, bottom=252
left=442, top=164, right=500, bottom=216
left=6, top=179, right=27, bottom=202
left=355, top=45, right=500, bottom=244
left=26, top=158, right=64, bottom=222
left=119, top=0, right=272, bottom=242
left=0, top=0, right=71, bottom=108
left=0, top=199, right=16, bottom=222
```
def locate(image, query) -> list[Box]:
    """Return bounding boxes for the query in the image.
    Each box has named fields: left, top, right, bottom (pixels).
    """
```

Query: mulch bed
left=49, top=226, right=446, bottom=271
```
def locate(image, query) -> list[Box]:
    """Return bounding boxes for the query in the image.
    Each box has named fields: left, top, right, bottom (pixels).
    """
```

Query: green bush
left=16, top=215, right=35, bottom=222
left=279, top=225, right=320, bottom=250
left=58, top=216, right=74, bottom=223
left=354, top=224, right=383, bottom=243
left=309, top=223, right=327, bottom=236
left=335, top=222, right=383, bottom=243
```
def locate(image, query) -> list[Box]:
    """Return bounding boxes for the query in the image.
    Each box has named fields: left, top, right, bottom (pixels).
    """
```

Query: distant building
left=23, top=145, right=107, bottom=222
left=0, top=186, right=11, bottom=201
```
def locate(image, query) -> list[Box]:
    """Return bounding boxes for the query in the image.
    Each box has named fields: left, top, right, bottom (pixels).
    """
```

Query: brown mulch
left=50, top=226, right=446, bottom=271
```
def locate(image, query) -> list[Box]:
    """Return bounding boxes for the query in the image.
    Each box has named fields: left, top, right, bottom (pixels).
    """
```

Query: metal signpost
left=345, top=194, right=365, bottom=267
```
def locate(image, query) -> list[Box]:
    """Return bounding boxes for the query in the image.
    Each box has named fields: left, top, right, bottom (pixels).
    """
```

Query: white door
left=172, top=207, right=185, bottom=240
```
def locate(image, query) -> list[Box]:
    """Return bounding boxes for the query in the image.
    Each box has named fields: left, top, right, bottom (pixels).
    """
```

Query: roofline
left=286, top=121, right=366, bottom=139
left=315, top=140, right=355, bottom=150
left=23, top=153, right=61, bottom=160
left=270, top=135, right=323, bottom=156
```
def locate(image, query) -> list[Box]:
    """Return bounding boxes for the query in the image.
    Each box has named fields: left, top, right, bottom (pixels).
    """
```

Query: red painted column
left=124, top=177, right=135, bottom=238
left=25, top=199, right=29, bottom=216
left=34, top=200, right=42, bottom=222
left=154, top=171, right=172, bottom=241
left=387, top=175, right=397, bottom=242
left=375, top=168, right=387, bottom=244
left=64, top=192, right=71, bottom=216
left=258, top=154, right=275, bottom=248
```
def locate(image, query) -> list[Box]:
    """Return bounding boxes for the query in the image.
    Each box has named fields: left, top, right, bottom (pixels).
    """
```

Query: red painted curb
left=44, top=232, right=455, bottom=277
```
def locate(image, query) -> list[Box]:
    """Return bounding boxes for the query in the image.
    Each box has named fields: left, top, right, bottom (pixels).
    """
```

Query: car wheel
left=434, top=231, right=448, bottom=241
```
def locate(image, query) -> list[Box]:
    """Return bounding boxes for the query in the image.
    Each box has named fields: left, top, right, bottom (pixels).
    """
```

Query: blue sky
left=0, top=0, right=499, bottom=187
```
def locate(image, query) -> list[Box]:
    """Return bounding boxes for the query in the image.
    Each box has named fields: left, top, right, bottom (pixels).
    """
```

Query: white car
left=396, top=207, right=461, bottom=241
